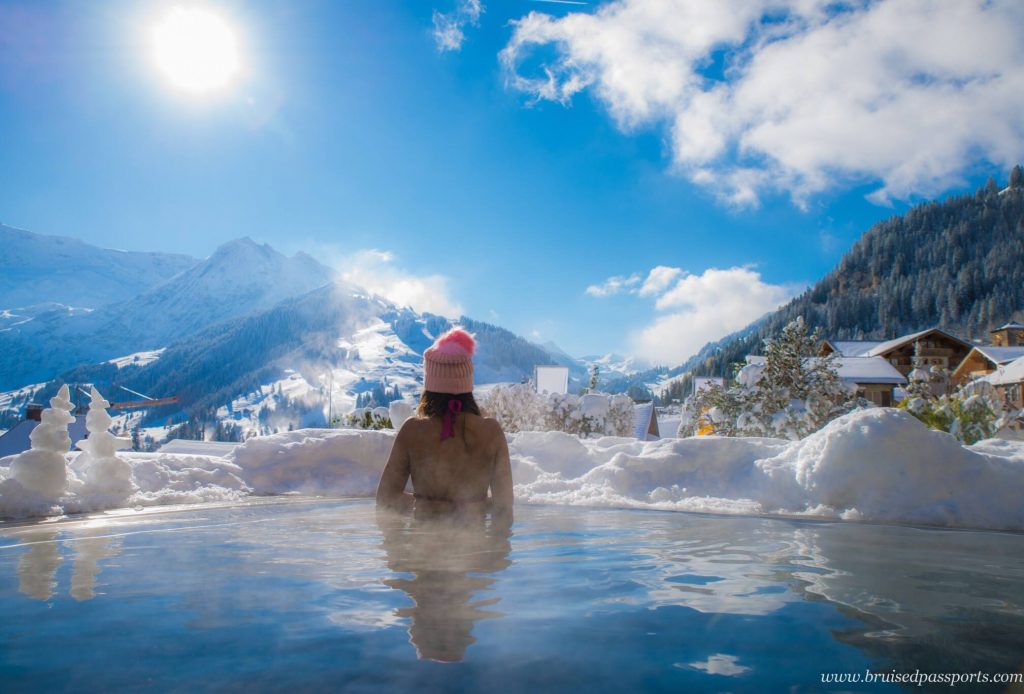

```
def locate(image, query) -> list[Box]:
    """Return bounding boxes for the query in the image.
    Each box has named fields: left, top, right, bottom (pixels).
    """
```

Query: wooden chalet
left=990, top=322, right=1024, bottom=347
left=982, top=355, right=1024, bottom=410
left=951, top=344, right=1024, bottom=386
left=820, top=328, right=972, bottom=380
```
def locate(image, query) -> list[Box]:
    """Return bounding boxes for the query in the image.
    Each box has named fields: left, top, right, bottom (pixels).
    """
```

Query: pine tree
left=1010, top=164, right=1023, bottom=190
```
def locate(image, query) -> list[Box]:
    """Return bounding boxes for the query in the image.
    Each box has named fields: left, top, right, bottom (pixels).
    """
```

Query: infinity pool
left=1, top=499, right=1023, bottom=692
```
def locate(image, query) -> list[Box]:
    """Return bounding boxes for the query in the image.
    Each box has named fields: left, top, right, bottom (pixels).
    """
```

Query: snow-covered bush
left=679, top=318, right=859, bottom=440
left=344, top=406, right=393, bottom=431
left=899, top=368, right=1019, bottom=445
left=480, top=385, right=633, bottom=437
left=481, top=383, right=543, bottom=433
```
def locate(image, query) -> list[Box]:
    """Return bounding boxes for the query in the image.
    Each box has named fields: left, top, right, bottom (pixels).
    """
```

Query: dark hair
left=417, top=391, right=481, bottom=419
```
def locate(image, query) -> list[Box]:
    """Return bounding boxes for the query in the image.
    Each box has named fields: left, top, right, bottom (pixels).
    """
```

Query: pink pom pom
left=434, top=328, right=476, bottom=356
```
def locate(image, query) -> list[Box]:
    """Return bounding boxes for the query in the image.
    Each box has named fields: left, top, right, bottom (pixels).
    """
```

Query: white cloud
left=638, top=265, right=682, bottom=297
left=501, top=0, right=1024, bottom=205
left=432, top=0, right=483, bottom=52
left=590, top=265, right=799, bottom=365
left=337, top=249, right=464, bottom=318
left=585, top=272, right=641, bottom=297
left=586, top=266, right=684, bottom=298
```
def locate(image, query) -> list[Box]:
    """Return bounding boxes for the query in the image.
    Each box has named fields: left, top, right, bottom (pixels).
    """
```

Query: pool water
left=1, top=499, right=1023, bottom=692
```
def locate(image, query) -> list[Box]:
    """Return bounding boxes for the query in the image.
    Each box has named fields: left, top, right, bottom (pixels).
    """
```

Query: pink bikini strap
left=440, top=398, right=462, bottom=441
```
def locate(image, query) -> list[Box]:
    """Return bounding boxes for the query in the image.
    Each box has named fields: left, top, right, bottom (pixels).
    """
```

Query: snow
left=6, top=385, right=74, bottom=497
left=832, top=356, right=906, bottom=384
left=746, top=355, right=905, bottom=384
left=157, top=440, right=242, bottom=456
left=389, top=400, right=414, bottom=429
left=2, top=408, right=1024, bottom=530
left=107, top=349, right=165, bottom=369
left=974, top=345, right=1024, bottom=365
left=826, top=340, right=883, bottom=357
left=983, top=355, right=1024, bottom=386
left=76, top=387, right=134, bottom=496
left=212, top=316, right=428, bottom=437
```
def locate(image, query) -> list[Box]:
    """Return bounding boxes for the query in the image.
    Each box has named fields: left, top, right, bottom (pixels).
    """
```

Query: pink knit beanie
left=423, top=328, right=475, bottom=394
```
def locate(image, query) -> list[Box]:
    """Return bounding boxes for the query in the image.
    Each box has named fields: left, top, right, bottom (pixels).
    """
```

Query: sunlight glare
left=152, top=7, right=240, bottom=93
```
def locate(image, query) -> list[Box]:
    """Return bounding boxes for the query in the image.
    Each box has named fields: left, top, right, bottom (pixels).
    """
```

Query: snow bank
left=230, top=428, right=392, bottom=495
left=2, top=409, right=1024, bottom=530
left=0, top=451, right=249, bottom=519
left=515, top=408, right=1024, bottom=529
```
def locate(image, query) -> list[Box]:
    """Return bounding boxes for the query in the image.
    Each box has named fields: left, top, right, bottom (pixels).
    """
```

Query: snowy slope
left=5, top=284, right=580, bottom=441
left=0, top=238, right=335, bottom=389
left=0, top=223, right=197, bottom=309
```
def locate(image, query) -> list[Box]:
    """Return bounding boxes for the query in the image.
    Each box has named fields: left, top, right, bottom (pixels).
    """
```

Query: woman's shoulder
left=465, top=413, right=505, bottom=435
left=397, top=416, right=432, bottom=438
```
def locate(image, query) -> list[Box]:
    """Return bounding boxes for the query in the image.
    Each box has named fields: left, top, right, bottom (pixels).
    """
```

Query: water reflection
left=17, top=528, right=61, bottom=601
left=377, top=509, right=512, bottom=662
left=2, top=500, right=1023, bottom=681
left=70, top=529, right=122, bottom=601
left=2, top=524, right=123, bottom=602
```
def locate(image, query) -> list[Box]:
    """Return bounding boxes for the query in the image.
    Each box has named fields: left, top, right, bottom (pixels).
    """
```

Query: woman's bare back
left=376, top=413, right=513, bottom=518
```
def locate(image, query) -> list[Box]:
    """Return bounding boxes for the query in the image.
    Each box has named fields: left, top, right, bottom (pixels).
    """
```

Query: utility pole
left=328, top=372, right=334, bottom=427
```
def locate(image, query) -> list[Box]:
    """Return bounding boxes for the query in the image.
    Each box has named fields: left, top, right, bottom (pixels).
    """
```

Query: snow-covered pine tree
left=588, top=364, right=599, bottom=394
left=679, top=318, right=856, bottom=439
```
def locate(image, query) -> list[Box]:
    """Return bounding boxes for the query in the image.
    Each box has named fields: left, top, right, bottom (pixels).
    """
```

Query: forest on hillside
left=646, top=168, right=1024, bottom=402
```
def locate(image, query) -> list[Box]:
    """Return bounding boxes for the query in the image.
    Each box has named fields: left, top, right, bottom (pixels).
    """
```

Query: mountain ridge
left=0, top=235, right=336, bottom=389
left=0, top=223, right=198, bottom=310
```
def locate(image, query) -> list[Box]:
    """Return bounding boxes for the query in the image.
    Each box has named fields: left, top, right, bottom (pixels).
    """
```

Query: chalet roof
left=973, top=345, right=1024, bottom=365
left=0, top=415, right=88, bottom=459
left=633, top=402, right=659, bottom=440
left=983, top=355, right=1024, bottom=386
left=744, top=355, right=905, bottom=385
left=864, top=328, right=970, bottom=357
left=825, top=340, right=883, bottom=357
left=833, top=357, right=907, bottom=384
left=993, top=322, right=1024, bottom=331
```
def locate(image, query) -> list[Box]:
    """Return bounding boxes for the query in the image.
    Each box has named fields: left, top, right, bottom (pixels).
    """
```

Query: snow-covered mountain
left=0, top=223, right=197, bottom=310
left=89, top=237, right=335, bottom=346
left=0, top=227, right=592, bottom=438
left=0, top=237, right=335, bottom=389
left=16, top=283, right=581, bottom=438
left=579, top=352, right=651, bottom=379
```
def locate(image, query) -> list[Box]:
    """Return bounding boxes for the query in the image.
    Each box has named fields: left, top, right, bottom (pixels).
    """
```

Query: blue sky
left=2, top=0, right=1021, bottom=365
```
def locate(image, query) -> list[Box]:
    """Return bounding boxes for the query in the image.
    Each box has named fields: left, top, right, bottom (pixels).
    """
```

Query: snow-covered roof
left=0, top=415, right=88, bottom=459
left=633, top=402, right=659, bottom=440
left=865, top=328, right=970, bottom=357
left=833, top=357, right=907, bottom=384
left=744, top=355, right=905, bottom=384
left=825, top=340, right=882, bottom=357
left=982, top=356, right=1024, bottom=386
left=993, top=322, right=1024, bottom=331
left=973, top=345, right=1024, bottom=365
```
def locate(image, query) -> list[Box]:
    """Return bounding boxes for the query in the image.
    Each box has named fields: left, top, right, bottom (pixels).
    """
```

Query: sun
left=152, top=6, right=240, bottom=93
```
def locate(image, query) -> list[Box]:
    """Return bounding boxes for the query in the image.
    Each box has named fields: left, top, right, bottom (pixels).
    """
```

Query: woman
left=376, top=328, right=513, bottom=521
